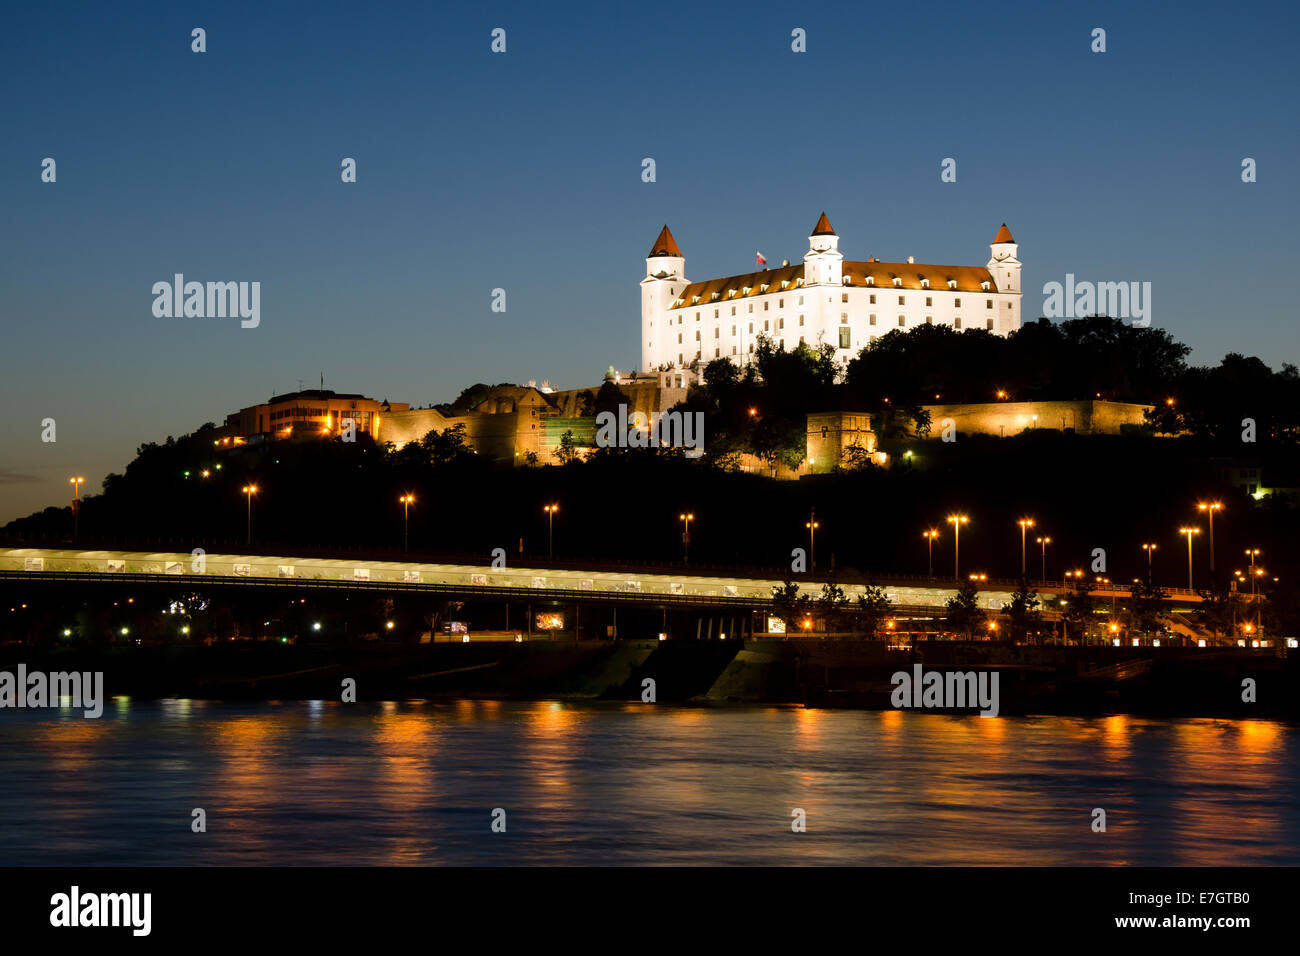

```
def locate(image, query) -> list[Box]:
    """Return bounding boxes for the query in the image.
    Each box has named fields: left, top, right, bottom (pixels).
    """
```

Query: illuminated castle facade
left=640, top=214, right=1022, bottom=371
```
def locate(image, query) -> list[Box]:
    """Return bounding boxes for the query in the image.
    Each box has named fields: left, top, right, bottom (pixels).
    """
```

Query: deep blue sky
left=2, top=0, right=1296, bottom=522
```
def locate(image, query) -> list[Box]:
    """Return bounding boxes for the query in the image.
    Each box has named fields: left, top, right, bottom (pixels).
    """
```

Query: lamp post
left=1017, top=518, right=1035, bottom=578
left=399, top=494, right=415, bottom=552
left=1035, top=535, right=1051, bottom=584
left=1178, top=527, right=1200, bottom=591
left=946, top=514, right=968, bottom=582
left=805, top=509, right=819, bottom=571
left=69, top=476, right=85, bottom=540
left=1245, top=549, right=1261, bottom=633
left=1141, top=543, right=1157, bottom=584
left=544, top=503, right=559, bottom=559
left=1197, top=502, right=1222, bottom=577
left=922, top=529, right=939, bottom=578
left=241, top=485, right=258, bottom=546
left=679, top=512, right=694, bottom=565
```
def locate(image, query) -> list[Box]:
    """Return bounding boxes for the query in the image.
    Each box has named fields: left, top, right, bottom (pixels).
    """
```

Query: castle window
left=866, top=276, right=875, bottom=286
left=798, top=296, right=804, bottom=305
left=748, top=344, right=753, bottom=353
left=748, top=323, right=753, bottom=333
left=986, top=318, right=994, bottom=329
left=948, top=280, right=957, bottom=290
left=986, top=300, right=993, bottom=309
left=731, top=325, right=736, bottom=335
left=842, top=277, right=851, bottom=286
left=898, top=315, right=905, bottom=326
left=715, top=348, right=720, bottom=357
left=799, top=316, right=804, bottom=326
left=714, top=328, right=719, bottom=338
left=898, top=296, right=905, bottom=305
left=695, top=312, right=699, bottom=321
left=695, top=330, right=700, bottom=340
left=921, top=279, right=930, bottom=289
left=779, top=298, right=784, bottom=307
left=764, top=302, right=769, bottom=311
left=779, top=339, right=785, bottom=348
left=841, top=293, right=848, bottom=303
left=840, top=313, right=848, bottom=323
left=869, top=294, right=876, bottom=304
left=926, top=297, right=932, bottom=306
left=712, top=309, right=717, bottom=318
left=677, top=333, right=682, bottom=343
left=869, top=314, right=876, bottom=325
left=955, top=317, right=962, bottom=329
left=747, top=304, right=752, bottom=313
left=893, top=277, right=902, bottom=287
left=981, top=281, right=990, bottom=291
left=955, top=298, right=961, bottom=307
left=731, top=306, right=736, bottom=315
left=732, top=346, right=737, bottom=355
left=764, top=320, right=770, bottom=331
left=760, top=284, right=769, bottom=293
left=926, top=316, right=932, bottom=324
left=839, top=327, right=851, bottom=349
left=778, top=318, right=784, bottom=329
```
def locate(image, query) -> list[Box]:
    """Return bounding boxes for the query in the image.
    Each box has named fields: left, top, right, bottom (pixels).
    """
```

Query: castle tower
left=641, top=225, right=688, bottom=370
left=987, top=223, right=1020, bottom=294
left=802, top=212, right=844, bottom=287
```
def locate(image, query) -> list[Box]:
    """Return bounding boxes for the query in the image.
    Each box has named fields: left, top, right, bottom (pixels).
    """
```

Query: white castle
left=640, top=213, right=1021, bottom=372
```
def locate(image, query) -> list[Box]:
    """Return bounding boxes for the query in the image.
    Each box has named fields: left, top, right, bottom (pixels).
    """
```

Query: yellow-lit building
left=220, top=389, right=409, bottom=442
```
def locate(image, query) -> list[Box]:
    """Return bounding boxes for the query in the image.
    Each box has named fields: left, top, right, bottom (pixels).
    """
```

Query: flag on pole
left=756, top=251, right=767, bottom=266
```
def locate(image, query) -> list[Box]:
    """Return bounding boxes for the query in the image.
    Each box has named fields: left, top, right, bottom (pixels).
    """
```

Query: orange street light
left=241, top=484, right=258, bottom=546
left=922, top=529, right=939, bottom=578
left=544, top=503, right=559, bottom=559
left=946, top=514, right=968, bottom=581
left=400, top=494, right=415, bottom=552
left=1035, top=535, right=1051, bottom=583
left=1196, top=502, right=1223, bottom=576
left=1017, top=518, right=1035, bottom=577
left=69, top=476, right=86, bottom=539
left=805, top=508, right=820, bottom=571
left=1179, top=527, right=1201, bottom=590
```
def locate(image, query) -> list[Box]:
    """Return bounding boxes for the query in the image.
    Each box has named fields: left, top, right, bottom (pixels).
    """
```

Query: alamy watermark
left=1042, top=274, right=1150, bottom=327
left=152, top=274, right=260, bottom=328
left=0, top=664, right=104, bottom=718
left=891, top=664, right=1000, bottom=717
left=595, top=404, right=704, bottom=457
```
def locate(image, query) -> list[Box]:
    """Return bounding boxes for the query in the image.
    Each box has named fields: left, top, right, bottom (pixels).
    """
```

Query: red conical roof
left=649, top=225, right=683, bottom=257
left=992, top=223, right=1016, bottom=244
left=811, top=212, right=836, bottom=236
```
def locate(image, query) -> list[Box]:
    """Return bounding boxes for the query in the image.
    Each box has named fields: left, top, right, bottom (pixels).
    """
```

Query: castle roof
left=811, top=212, right=836, bottom=236
left=992, top=223, right=1016, bottom=244
left=669, top=261, right=999, bottom=309
left=648, top=225, right=683, bottom=258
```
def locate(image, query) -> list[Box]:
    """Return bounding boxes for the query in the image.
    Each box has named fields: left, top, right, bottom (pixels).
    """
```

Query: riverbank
left=2, top=639, right=1294, bottom=718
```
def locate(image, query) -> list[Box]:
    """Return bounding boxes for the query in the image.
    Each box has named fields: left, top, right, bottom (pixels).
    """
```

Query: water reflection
left=0, top=702, right=1296, bottom=866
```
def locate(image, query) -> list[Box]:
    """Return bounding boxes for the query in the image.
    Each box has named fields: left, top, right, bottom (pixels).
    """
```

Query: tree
left=854, top=585, right=893, bottom=638
left=420, top=424, right=473, bottom=465
left=817, top=582, right=850, bottom=634
left=945, top=583, right=986, bottom=638
left=1000, top=580, right=1042, bottom=643
left=1126, top=579, right=1166, bottom=638
left=556, top=430, right=579, bottom=465
left=1061, top=579, right=1098, bottom=644
left=770, top=580, right=810, bottom=634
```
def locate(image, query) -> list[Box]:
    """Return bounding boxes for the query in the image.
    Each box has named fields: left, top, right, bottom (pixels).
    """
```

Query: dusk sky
left=2, top=0, right=1296, bottom=522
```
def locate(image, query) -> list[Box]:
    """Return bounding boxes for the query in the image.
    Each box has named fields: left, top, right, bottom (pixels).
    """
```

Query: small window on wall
left=986, top=300, right=993, bottom=309
left=898, top=315, right=905, bottom=326
left=986, top=318, right=994, bottom=330
left=955, top=298, right=961, bottom=307
left=869, top=314, right=876, bottom=325
left=869, top=294, right=876, bottom=304
left=839, top=327, right=851, bottom=349
left=955, top=317, right=962, bottom=329
left=842, top=293, right=849, bottom=303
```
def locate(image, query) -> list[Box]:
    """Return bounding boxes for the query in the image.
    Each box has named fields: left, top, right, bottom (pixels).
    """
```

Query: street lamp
left=1196, top=502, right=1222, bottom=576
left=805, top=509, right=819, bottom=571
left=922, top=529, right=939, bottom=578
left=241, top=484, right=258, bottom=546
left=1017, top=518, right=1035, bottom=577
left=1141, top=543, right=1158, bottom=583
left=544, top=503, right=559, bottom=559
left=679, top=512, right=694, bottom=564
left=946, top=514, right=968, bottom=582
left=399, top=494, right=415, bottom=552
left=1246, top=549, right=1262, bottom=634
left=69, top=476, right=85, bottom=540
left=1178, top=527, right=1200, bottom=590
left=1035, top=535, right=1051, bottom=584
